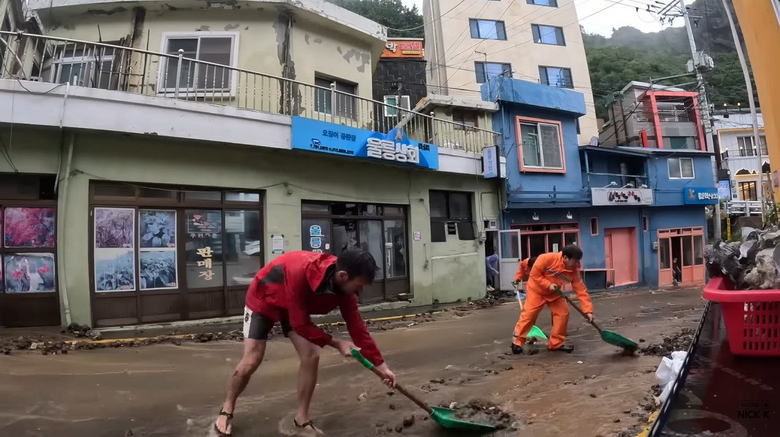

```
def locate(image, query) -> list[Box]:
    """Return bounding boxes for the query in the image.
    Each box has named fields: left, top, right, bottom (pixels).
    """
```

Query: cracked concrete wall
left=38, top=5, right=376, bottom=103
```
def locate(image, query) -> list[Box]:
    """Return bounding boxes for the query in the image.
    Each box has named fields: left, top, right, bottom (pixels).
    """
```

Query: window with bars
left=736, top=135, right=768, bottom=156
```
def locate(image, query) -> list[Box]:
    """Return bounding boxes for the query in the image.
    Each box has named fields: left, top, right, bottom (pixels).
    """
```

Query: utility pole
left=721, top=0, right=770, bottom=225
left=659, top=0, right=725, bottom=237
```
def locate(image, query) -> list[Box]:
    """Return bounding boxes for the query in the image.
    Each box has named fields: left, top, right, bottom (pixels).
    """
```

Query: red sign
left=381, top=39, right=424, bottom=58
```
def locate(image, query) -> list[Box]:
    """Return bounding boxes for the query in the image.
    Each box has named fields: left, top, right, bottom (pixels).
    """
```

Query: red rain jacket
left=245, top=251, right=384, bottom=365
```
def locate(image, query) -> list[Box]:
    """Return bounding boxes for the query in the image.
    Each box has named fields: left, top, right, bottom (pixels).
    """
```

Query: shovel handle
left=351, top=349, right=433, bottom=415
left=554, top=288, right=604, bottom=332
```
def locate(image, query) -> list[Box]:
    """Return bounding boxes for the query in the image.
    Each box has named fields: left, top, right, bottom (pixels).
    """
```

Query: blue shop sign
left=291, top=117, right=439, bottom=170
left=683, top=187, right=719, bottom=205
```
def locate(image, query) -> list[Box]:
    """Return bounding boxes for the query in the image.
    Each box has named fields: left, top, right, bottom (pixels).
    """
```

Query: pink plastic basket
left=703, top=277, right=780, bottom=357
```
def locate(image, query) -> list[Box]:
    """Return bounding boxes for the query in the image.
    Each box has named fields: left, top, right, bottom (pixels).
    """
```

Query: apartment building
left=423, top=0, right=598, bottom=144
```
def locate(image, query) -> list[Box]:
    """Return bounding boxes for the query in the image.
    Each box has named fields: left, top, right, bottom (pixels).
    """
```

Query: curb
left=635, top=410, right=659, bottom=437
left=64, top=311, right=443, bottom=347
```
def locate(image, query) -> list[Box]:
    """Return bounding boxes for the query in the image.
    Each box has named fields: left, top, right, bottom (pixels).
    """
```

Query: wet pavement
left=0, top=287, right=705, bottom=437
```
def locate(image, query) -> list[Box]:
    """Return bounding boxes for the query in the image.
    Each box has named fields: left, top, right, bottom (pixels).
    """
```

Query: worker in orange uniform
left=511, top=245, right=593, bottom=354
left=512, top=256, right=537, bottom=287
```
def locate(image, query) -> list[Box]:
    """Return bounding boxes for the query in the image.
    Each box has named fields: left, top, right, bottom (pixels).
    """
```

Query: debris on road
left=640, top=328, right=695, bottom=356
left=448, top=399, right=516, bottom=430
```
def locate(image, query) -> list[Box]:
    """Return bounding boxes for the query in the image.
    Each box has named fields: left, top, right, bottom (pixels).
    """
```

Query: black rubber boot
left=550, top=345, right=575, bottom=353
left=511, top=344, right=524, bottom=354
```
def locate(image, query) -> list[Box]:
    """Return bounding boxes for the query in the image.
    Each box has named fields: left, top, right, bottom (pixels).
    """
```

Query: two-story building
left=0, top=0, right=501, bottom=328
left=713, top=110, right=769, bottom=216
left=485, top=77, right=715, bottom=290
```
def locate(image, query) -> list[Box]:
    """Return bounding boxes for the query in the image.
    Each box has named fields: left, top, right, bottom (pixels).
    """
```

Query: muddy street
left=0, top=288, right=704, bottom=437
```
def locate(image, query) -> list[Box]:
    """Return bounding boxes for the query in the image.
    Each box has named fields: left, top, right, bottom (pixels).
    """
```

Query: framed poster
left=94, top=248, right=136, bottom=292
left=3, top=207, right=56, bottom=248
left=3, top=253, right=56, bottom=293
left=139, top=209, right=178, bottom=290
left=94, top=207, right=135, bottom=248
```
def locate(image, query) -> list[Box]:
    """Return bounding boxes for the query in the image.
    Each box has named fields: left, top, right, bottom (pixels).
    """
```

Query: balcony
left=727, top=200, right=762, bottom=216
left=0, top=31, right=498, bottom=154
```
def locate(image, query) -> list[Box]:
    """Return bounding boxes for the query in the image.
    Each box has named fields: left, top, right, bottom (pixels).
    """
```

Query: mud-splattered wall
left=36, top=3, right=379, bottom=103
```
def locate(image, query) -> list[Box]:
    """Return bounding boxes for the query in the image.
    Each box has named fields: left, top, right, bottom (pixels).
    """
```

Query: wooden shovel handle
left=555, top=288, right=604, bottom=332
left=351, top=349, right=433, bottom=414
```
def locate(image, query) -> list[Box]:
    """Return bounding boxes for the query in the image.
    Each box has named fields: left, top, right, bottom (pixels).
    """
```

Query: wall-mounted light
left=604, top=181, right=618, bottom=188
left=640, top=184, right=648, bottom=189
left=532, top=211, right=540, bottom=221
left=621, top=183, right=635, bottom=188
left=565, top=210, right=573, bottom=220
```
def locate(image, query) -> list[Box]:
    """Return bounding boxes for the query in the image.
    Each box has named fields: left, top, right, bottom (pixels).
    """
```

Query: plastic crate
left=703, top=277, right=780, bottom=357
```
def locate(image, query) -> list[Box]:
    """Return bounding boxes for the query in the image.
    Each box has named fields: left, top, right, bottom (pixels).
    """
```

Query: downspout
left=58, top=132, right=75, bottom=327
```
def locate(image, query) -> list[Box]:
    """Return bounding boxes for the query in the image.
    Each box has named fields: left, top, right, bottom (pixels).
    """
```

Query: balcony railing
left=727, top=200, right=762, bottom=216
left=0, top=31, right=498, bottom=153
left=585, top=172, right=648, bottom=189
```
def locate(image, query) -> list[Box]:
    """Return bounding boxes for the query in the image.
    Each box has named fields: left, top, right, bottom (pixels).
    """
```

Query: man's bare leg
left=288, top=331, right=321, bottom=426
left=215, top=338, right=266, bottom=435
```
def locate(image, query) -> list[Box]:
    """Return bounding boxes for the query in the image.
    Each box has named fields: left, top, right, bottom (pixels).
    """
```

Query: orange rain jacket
left=527, top=252, right=593, bottom=314
left=514, top=258, right=532, bottom=282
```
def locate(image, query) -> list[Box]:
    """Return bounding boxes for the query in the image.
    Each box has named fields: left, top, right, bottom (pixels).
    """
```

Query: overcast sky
left=400, top=0, right=683, bottom=37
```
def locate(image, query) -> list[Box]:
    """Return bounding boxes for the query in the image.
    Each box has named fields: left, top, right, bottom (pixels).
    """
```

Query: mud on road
left=0, top=288, right=704, bottom=437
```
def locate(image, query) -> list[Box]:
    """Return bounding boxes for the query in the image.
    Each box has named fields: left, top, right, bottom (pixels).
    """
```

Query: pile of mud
left=448, top=399, right=515, bottom=430
left=640, top=328, right=695, bottom=356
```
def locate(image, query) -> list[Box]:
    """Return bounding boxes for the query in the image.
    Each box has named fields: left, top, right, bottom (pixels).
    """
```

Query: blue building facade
left=484, top=78, right=716, bottom=289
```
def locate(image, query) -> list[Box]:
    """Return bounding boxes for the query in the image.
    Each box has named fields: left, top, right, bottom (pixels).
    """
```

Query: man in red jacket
left=214, top=250, right=396, bottom=436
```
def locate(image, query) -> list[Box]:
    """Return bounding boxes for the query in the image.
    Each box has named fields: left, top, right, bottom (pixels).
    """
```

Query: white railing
left=0, top=31, right=499, bottom=153
left=727, top=200, right=762, bottom=216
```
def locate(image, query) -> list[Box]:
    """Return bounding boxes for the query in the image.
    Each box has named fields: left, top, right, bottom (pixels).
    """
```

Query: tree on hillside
left=328, top=0, right=424, bottom=38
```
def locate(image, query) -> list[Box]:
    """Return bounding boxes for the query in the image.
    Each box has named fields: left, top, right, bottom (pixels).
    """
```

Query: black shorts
left=242, top=306, right=292, bottom=340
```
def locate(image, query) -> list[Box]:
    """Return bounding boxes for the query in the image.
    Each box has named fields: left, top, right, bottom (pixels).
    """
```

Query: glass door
left=498, top=229, right=522, bottom=292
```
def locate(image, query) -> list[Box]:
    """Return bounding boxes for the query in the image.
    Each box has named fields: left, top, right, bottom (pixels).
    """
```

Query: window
left=429, top=191, right=475, bottom=242
left=453, top=109, right=478, bottom=130
left=656, top=102, right=691, bottom=122
left=315, top=76, right=358, bottom=119
left=517, top=117, right=564, bottom=171
left=475, top=62, right=511, bottom=84
left=527, top=0, right=558, bottom=6
left=532, top=24, right=565, bottom=45
left=590, top=218, right=598, bottom=236
left=517, top=223, right=578, bottom=257
left=643, top=216, right=649, bottom=232
left=539, top=66, right=573, bottom=88
left=54, top=45, right=116, bottom=89
left=0, top=16, right=10, bottom=69
left=666, top=136, right=694, bottom=150
left=469, top=19, right=507, bottom=40
left=739, top=181, right=758, bottom=201
left=668, top=157, right=695, bottom=179
left=383, top=95, right=411, bottom=117
left=160, top=33, right=236, bottom=92
left=737, top=135, right=768, bottom=156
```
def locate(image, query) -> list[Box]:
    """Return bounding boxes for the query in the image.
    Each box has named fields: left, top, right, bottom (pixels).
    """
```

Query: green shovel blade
left=600, top=329, right=638, bottom=352
left=527, top=325, right=548, bottom=341
left=430, top=406, right=498, bottom=431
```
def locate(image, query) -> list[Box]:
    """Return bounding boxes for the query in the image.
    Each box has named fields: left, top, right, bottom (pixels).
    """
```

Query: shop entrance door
left=604, top=227, right=638, bottom=286
left=658, top=227, right=705, bottom=287
left=332, top=219, right=386, bottom=304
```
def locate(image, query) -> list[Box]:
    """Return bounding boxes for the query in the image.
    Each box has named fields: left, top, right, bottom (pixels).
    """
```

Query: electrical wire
left=385, top=0, right=468, bottom=32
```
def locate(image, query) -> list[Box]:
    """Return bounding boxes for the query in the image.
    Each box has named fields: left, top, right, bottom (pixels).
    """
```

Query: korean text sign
left=291, top=117, right=439, bottom=170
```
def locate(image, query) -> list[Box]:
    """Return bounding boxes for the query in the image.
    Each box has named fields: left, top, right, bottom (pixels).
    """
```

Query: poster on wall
left=4, top=207, right=56, bottom=247
left=94, top=248, right=136, bottom=292
left=139, top=210, right=176, bottom=248
left=139, top=209, right=178, bottom=290
left=3, top=253, right=56, bottom=293
left=187, top=211, right=222, bottom=235
left=94, top=208, right=135, bottom=248
left=139, top=250, right=177, bottom=290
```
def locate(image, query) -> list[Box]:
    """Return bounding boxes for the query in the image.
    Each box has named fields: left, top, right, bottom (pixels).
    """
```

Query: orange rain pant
left=513, top=291, right=570, bottom=350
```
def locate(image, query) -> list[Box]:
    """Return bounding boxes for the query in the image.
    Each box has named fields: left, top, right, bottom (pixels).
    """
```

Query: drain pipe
left=58, top=132, right=75, bottom=327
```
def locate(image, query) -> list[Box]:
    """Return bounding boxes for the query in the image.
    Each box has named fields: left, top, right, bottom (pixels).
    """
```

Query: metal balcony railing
left=0, top=31, right=499, bottom=153
left=727, top=200, right=762, bottom=216
left=585, top=172, right=649, bottom=190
